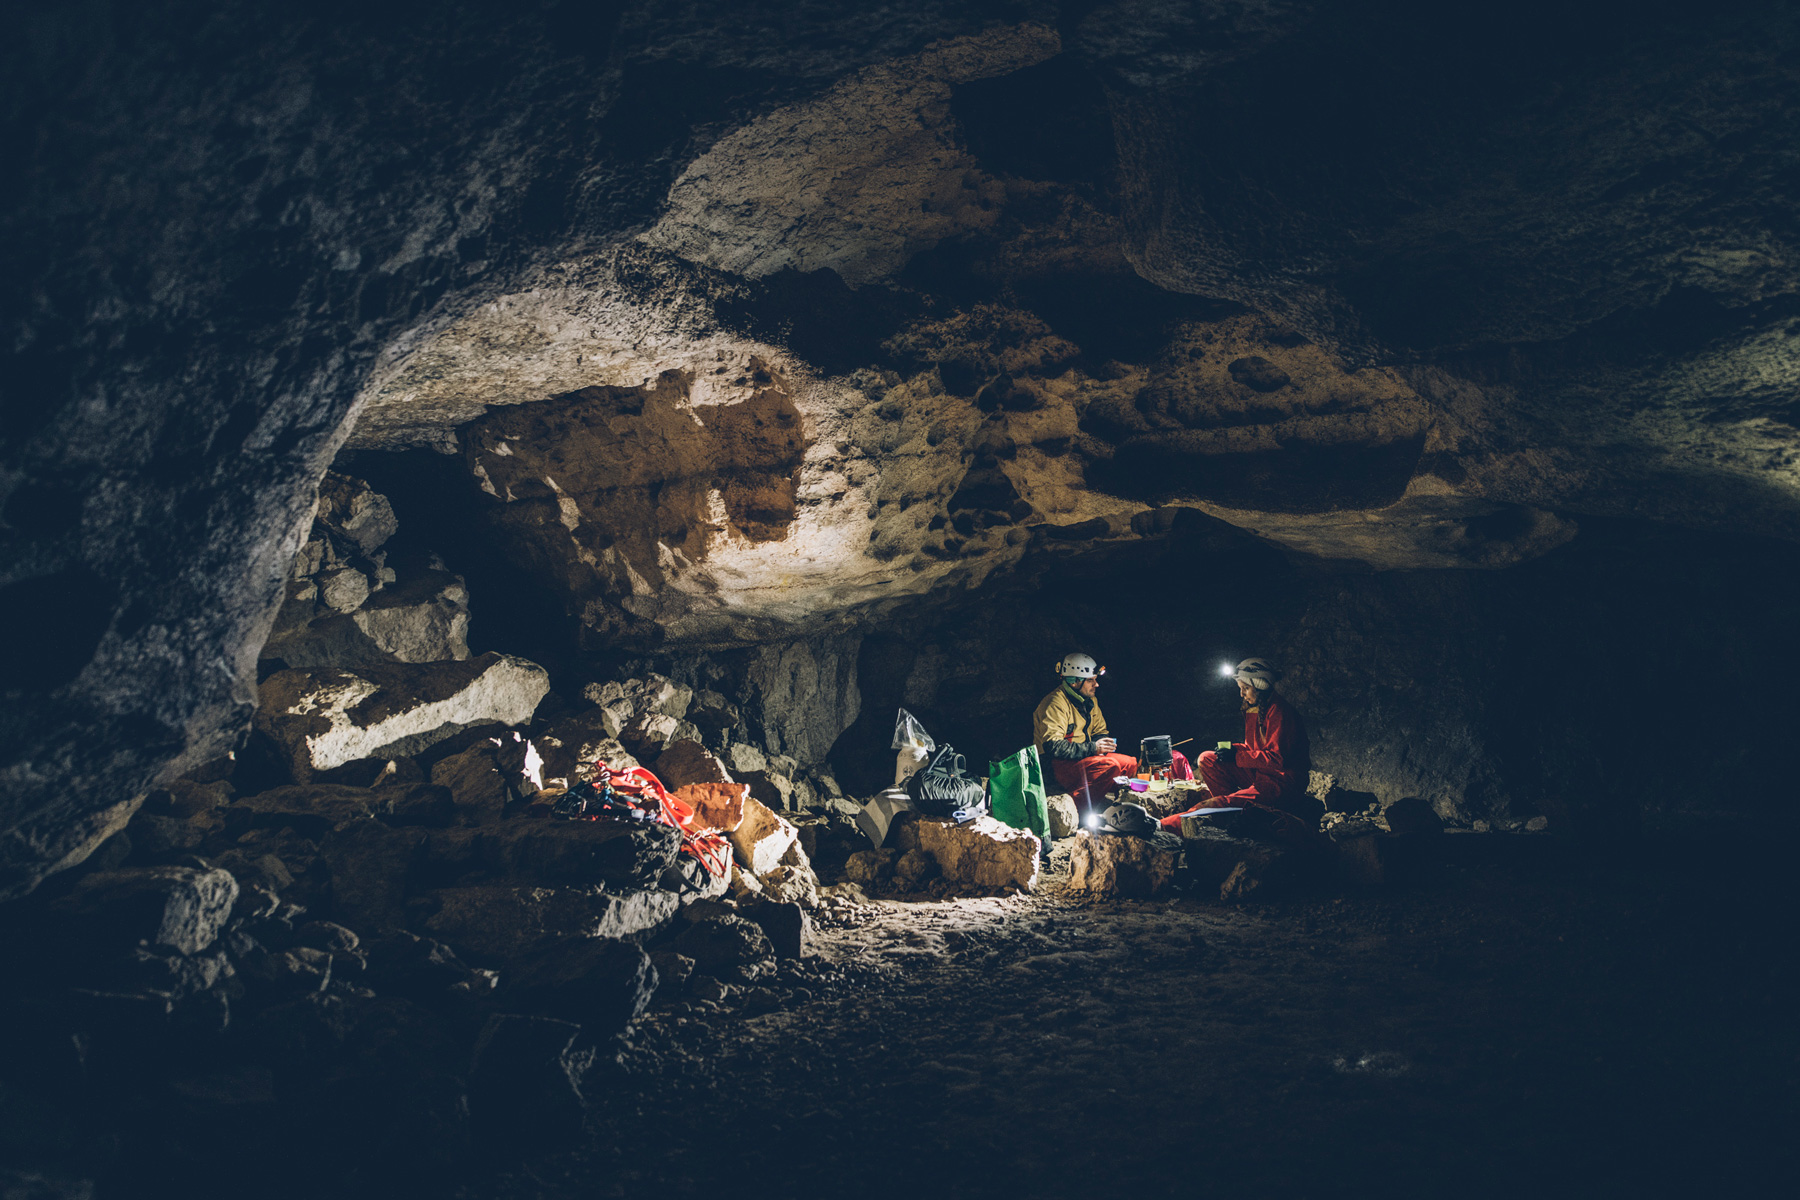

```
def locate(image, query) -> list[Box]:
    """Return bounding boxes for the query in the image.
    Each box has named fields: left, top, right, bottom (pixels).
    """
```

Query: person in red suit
left=1162, top=657, right=1318, bottom=839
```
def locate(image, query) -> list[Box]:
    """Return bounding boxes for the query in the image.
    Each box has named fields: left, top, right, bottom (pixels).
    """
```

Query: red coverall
left=1050, top=753, right=1139, bottom=814
left=1173, top=695, right=1311, bottom=826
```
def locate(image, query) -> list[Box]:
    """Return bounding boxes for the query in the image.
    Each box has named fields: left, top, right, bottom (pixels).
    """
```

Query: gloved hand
left=1095, top=737, right=1117, bottom=754
left=1215, top=744, right=1237, bottom=765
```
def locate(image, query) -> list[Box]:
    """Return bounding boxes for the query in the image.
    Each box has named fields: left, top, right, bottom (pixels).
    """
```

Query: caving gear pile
left=555, top=763, right=732, bottom=880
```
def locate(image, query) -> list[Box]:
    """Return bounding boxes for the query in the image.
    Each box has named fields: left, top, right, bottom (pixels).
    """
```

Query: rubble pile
left=260, top=473, right=472, bottom=671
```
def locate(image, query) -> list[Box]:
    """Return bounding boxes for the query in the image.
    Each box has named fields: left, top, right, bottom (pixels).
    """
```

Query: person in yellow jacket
left=1032, top=652, right=1138, bottom=816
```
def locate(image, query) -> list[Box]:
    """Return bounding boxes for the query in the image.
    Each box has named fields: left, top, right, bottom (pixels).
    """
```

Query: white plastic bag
left=891, top=708, right=935, bottom=786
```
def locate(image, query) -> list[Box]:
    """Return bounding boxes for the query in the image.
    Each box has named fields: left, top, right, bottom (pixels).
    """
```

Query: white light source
left=1219, top=662, right=1234, bottom=677
left=1086, top=812, right=1100, bottom=829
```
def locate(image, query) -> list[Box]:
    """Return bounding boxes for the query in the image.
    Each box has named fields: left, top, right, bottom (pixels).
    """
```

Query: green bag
left=988, top=744, right=1052, bottom=844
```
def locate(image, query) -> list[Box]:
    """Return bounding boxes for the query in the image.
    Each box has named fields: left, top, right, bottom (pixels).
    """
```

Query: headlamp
left=1219, top=662, right=1234, bottom=677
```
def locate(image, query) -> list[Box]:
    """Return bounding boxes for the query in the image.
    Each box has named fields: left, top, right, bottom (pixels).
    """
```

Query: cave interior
left=3, top=1, right=1799, bottom=1196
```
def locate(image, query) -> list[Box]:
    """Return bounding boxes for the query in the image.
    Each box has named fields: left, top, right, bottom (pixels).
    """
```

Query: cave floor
left=471, top=845, right=1794, bottom=1200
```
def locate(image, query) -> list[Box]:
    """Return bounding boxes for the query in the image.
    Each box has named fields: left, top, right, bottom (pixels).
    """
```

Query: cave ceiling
left=342, top=5, right=1800, bottom=641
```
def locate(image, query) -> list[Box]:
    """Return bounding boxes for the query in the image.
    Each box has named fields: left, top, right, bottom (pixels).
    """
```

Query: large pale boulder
left=255, top=653, right=549, bottom=781
left=728, top=797, right=799, bottom=875
left=1067, top=832, right=1180, bottom=899
left=891, top=814, right=1039, bottom=891
left=422, top=886, right=678, bottom=964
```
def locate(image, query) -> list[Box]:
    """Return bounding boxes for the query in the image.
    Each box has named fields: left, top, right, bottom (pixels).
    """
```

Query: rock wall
left=8, top=0, right=1800, bottom=893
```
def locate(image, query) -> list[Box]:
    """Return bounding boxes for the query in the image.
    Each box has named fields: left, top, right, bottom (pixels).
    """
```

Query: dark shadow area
left=829, top=514, right=1800, bottom=840
left=333, top=448, right=585, bottom=687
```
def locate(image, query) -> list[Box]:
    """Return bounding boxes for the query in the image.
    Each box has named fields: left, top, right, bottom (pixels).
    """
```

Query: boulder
left=890, top=814, right=1039, bottom=892
left=738, top=768, right=795, bottom=813
left=360, top=931, right=496, bottom=1001
left=686, top=690, right=741, bottom=745
left=319, top=822, right=427, bottom=931
left=347, top=569, right=470, bottom=663
left=468, top=1014, right=593, bottom=1148
left=671, top=782, right=748, bottom=833
left=893, top=847, right=938, bottom=890
left=1180, top=825, right=1299, bottom=902
left=315, top=472, right=399, bottom=556
left=1046, top=793, right=1080, bottom=839
left=1066, top=832, right=1180, bottom=898
left=670, top=915, right=774, bottom=974
left=534, top=708, right=639, bottom=783
left=723, top=743, right=768, bottom=776
left=254, top=653, right=550, bottom=781
left=728, top=797, right=799, bottom=875
left=661, top=853, right=731, bottom=902
left=126, top=812, right=206, bottom=860
left=422, top=886, right=678, bottom=964
left=652, top=741, right=735, bottom=790
left=501, top=938, right=658, bottom=1036
left=844, top=848, right=897, bottom=887
left=47, top=866, right=238, bottom=956
left=228, top=784, right=453, bottom=837
left=619, top=713, right=685, bottom=758
left=748, top=901, right=812, bottom=960
left=479, top=818, right=681, bottom=890
left=729, top=863, right=764, bottom=902
left=262, top=569, right=470, bottom=671
left=621, top=674, right=693, bottom=720
left=758, top=841, right=820, bottom=908
left=430, top=736, right=542, bottom=825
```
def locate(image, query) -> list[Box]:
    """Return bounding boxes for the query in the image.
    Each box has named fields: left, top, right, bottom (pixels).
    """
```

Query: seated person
left=1162, top=657, right=1320, bottom=840
left=1032, top=652, right=1137, bottom=816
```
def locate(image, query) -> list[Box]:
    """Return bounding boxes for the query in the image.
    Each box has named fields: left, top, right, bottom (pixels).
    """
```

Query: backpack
left=903, top=743, right=989, bottom=822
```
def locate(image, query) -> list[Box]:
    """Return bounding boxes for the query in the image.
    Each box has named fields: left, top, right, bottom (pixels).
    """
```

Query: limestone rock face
left=255, top=653, right=549, bottom=781
left=891, top=814, right=1039, bottom=892
left=1066, top=833, right=1179, bottom=899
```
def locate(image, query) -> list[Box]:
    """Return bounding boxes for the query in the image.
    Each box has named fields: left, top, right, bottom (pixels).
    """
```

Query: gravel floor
left=469, top=841, right=1796, bottom=1199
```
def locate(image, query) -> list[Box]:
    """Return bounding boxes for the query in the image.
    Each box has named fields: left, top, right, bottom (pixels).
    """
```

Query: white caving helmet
left=1057, top=652, right=1104, bottom=680
left=1233, top=657, right=1281, bottom=691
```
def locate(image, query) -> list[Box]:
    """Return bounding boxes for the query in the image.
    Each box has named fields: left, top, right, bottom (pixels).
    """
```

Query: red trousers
left=1050, top=753, right=1138, bottom=813
left=1196, top=750, right=1290, bottom=810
